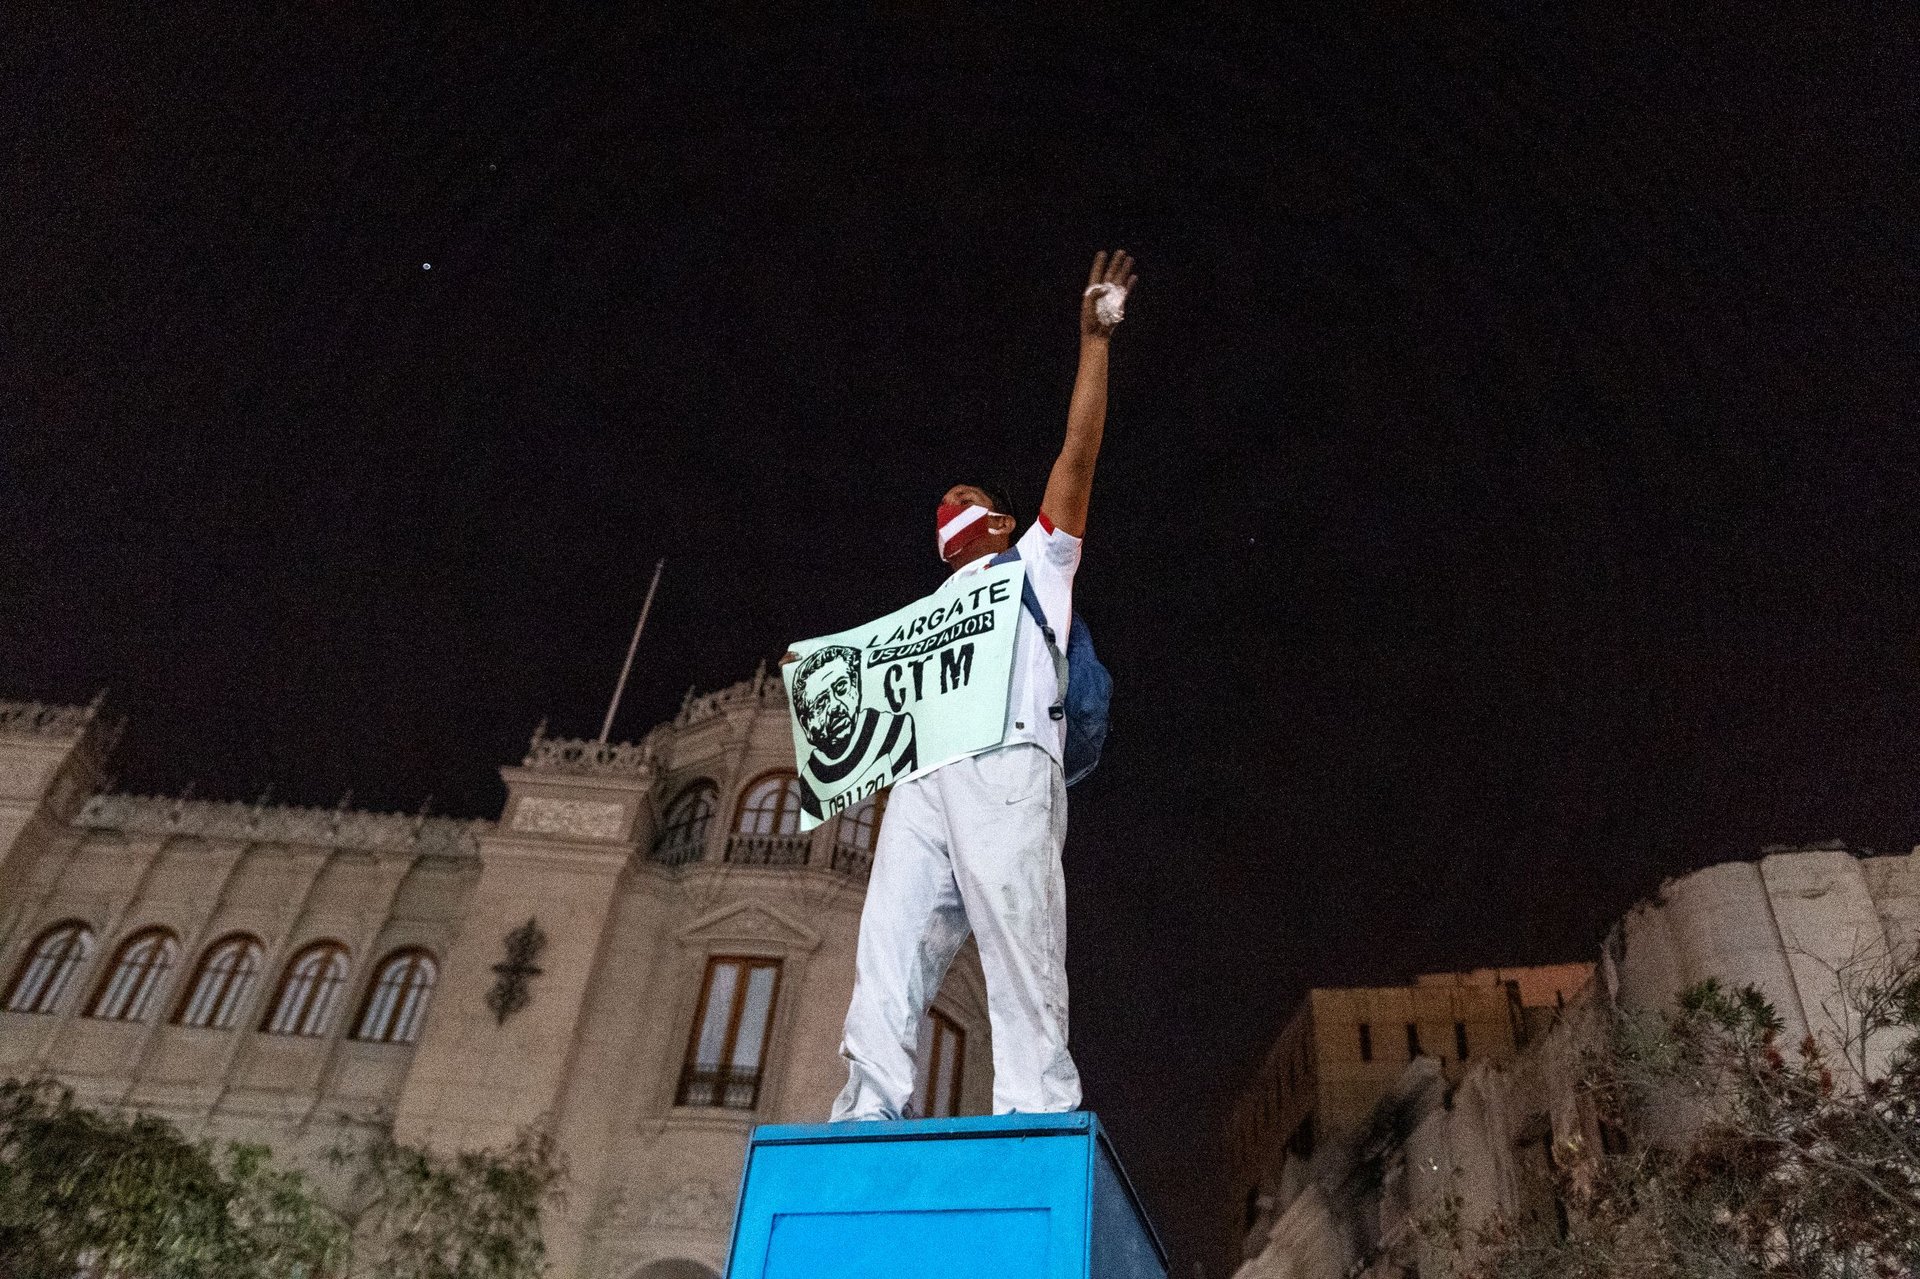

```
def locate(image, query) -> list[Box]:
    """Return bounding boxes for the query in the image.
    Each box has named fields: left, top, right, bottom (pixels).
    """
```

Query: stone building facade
left=0, top=682, right=994, bottom=1279
left=1229, top=844, right=1920, bottom=1279
left=1223, top=963, right=1592, bottom=1269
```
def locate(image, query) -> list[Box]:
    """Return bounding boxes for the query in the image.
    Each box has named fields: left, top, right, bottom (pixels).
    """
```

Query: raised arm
left=1040, top=250, right=1136, bottom=538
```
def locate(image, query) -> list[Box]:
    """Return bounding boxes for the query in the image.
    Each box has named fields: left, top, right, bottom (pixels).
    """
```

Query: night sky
left=6, top=6, right=1917, bottom=1271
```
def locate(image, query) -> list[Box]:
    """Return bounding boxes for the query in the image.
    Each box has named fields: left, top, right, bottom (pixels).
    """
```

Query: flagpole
left=599, top=558, right=665, bottom=744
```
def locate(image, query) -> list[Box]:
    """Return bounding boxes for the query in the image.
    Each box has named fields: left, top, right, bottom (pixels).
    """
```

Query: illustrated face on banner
left=794, top=647, right=862, bottom=756
left=783, top=559, right=1027, bottom=830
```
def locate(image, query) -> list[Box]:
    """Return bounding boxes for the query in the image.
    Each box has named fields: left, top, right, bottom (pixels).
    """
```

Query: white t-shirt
left=949, top=513, right=1081, bottom=765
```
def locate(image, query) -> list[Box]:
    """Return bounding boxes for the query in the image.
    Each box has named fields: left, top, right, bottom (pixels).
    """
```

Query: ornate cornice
left=673, top=661, right=786, bottom=728
left=75, top=793, right=487, bottom=858
left=520, top=721, right=656, bottom=777
left=0, top=695, right=125, bottom=756
left=516, top=660, right=786, bottom=776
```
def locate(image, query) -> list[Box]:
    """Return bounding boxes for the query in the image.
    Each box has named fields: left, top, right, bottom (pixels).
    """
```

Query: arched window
left=837, top=791, right=889, bottom=854
left=261, top=941, right=350, bottom=1037
left=3, top=921, right=95, bottom=1015
left=734, top=772, right=804, bottom=836
left=175, top=934, right=265, bottom=1030
left=653, top=781, right=717, bottom=860
left=86, top=928, right=180, bottom=1022
left=352, top=949, right=437, bottom=1045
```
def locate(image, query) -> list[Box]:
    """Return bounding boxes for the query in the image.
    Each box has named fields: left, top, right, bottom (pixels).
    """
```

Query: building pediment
left=674, top=900, right=820, bottom=953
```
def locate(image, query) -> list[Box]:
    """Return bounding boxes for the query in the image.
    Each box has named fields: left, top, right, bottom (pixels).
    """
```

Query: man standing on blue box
left=829, top=249, right=1137, bottom=1120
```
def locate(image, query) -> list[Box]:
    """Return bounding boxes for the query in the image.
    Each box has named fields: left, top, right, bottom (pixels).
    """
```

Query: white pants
left=830, top=743, right=1081, bottom=1119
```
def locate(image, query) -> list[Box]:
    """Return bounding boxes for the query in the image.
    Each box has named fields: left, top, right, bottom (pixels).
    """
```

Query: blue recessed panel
left=764, top=1209, right=1048, bottom=1278
left=726, top=1113, right=1166, bottom=1279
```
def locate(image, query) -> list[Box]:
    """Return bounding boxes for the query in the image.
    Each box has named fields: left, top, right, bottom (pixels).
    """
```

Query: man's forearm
left=1063, top=337, right=1109, bottom=468
left=1043, top=250, right=1134, bottom=537
left=1042, top=336, right=1109, bottom=536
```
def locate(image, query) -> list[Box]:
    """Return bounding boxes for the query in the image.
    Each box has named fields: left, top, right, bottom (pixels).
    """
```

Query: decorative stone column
left=394, top=728, right=654, bottom=1152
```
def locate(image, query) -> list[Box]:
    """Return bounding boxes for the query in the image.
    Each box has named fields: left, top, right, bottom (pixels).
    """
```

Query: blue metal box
left=725, top=1112, right=1168, bottom=1279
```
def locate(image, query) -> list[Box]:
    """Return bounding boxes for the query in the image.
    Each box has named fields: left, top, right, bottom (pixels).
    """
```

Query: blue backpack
left=991, top=547, right=1112, bottom=786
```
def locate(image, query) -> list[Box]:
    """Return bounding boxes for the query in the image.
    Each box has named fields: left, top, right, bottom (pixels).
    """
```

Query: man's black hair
left=948, top=481, right=1022, bottom=529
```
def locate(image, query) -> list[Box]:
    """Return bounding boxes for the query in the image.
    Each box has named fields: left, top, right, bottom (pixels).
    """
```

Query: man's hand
left=1079, top=249, right=1137, bottom=342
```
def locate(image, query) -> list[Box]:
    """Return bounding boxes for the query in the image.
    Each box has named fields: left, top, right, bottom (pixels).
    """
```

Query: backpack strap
left=989, top=547, right=1069, bottom=721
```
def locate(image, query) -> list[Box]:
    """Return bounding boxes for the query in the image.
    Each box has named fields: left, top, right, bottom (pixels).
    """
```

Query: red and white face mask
left=937, top=501, right=1004, bottom=560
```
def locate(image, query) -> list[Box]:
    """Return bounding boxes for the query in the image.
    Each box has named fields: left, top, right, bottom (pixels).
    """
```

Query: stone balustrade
left=643, top=828, right=871, bottom=879
left=723, top=833, right=813, bottom=867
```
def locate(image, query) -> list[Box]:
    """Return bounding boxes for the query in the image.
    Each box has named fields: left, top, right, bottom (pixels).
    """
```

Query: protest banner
left=782, top=559, right=1026, bottom=829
